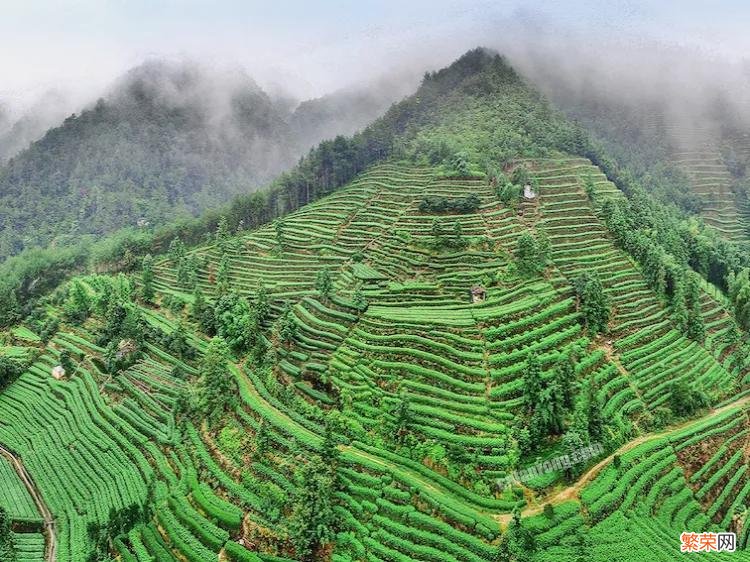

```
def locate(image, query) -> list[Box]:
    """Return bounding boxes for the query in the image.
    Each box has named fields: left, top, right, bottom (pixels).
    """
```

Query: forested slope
left=0, top=61, right=406, bottom=261
left=1, top=48, right=750, bottom=562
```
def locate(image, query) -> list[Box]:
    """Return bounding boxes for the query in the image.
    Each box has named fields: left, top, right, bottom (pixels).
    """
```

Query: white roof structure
left=523, top=184, right=537, bottom=199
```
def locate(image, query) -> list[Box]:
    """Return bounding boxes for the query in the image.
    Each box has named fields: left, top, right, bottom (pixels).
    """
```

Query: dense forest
left=0, top=60, right=404, bottom=261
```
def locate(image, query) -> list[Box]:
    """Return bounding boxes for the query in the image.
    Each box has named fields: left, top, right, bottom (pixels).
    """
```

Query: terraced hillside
left=2, top=47, right=750, bottom=560
left=671, top=146, right=749, bottom=241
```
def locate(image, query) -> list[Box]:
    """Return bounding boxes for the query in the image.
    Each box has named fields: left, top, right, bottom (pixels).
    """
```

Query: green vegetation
left=574, top=273, right=610, bottom=335
left=0, top=507, right=17, bottom=562
left=419, top=194, right=481, bottom=214
left=1, top=47, right=750, bottom=562
left=0, top=61, right=401, bottom=263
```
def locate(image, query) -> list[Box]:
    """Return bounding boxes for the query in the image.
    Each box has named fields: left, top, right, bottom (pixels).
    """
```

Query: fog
left=487, top=19, right=750, bottom=151
left=2, top=3, right=750, bottom=160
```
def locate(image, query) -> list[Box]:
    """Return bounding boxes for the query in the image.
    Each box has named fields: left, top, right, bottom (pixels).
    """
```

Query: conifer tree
left=64, top=279, right=91, bottom=324
left=168, top=237, right=186, bottom=264
left=574, top=272, right=610, bottom=335
left=255, top=282, right=270, bottom=325
left=583, top=377, right=604, bottom=442
left=140, top=254, right=155, bottom=304
left=217, top=253, right=231, bottom=295
left=553, top=354, right=576, bottom=410
left=196, top=337, right=235, bottom=421
left=274, top=219, right=284, bottom=251
left=277, top=303, right=298, bottom=344
left=522, top=353, right=542, bottom=414
left=671, top=278, right=688, bottom=331
left=215, top=216, right=231, bottom=253
left=685, top=275, right=705, bottom=341
left=288, top=457, right=338, bottom=561
left=315, top=267, right=333, bottom=299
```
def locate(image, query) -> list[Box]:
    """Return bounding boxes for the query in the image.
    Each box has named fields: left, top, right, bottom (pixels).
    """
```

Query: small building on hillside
left=116, top=339, right=138, bottom=360
left=470, top=285, right=487, bottom=304
left=523, top=184, right=537, bottom=199
left=51, top=365, right=66, bottom=380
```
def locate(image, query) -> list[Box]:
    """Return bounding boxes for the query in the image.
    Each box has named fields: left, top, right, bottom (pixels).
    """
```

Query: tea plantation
left=1, top=153, right=750, bottom=561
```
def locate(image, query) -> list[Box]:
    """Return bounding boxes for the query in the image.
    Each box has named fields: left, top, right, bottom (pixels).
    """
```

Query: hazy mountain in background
left=0, top=59, right=413, bottom=260
left=291, top=71, right=419, bottom=143
left=0, top=90, right=73, bottom=163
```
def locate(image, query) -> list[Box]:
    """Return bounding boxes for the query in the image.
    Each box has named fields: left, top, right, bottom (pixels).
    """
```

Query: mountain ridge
left=2, top=47, right=750, bottom=561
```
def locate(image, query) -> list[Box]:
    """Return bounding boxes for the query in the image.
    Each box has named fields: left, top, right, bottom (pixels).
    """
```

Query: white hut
left=523, top=184, right=537, bottom=199
left=51, top=365, right=66, bottom=380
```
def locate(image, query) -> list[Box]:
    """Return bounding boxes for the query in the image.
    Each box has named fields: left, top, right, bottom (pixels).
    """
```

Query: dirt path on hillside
left=236, top=358, right=750, bottom=530
left=0, top=444, right=56, bottom=562
left=494, top=394, right=750, bottom=526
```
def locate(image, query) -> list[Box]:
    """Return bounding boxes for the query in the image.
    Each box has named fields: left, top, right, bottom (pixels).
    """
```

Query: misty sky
left=2, top=0, right=749, bottom=111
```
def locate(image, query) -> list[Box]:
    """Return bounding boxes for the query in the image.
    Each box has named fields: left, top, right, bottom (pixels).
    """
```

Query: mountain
left=0, top=103, right=9, bottom=134
left=290, top=72, right=419, bottom=143
left=0, top=90, right=74, bottom=164
left=1, top=48, right=750, bottom=562
left=528, top=60, right=750, bottom=242
left=0, top=60, right=411, bottom=261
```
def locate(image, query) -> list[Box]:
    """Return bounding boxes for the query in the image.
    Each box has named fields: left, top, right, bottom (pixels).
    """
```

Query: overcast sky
left=2, top=1, right=749, bottom=111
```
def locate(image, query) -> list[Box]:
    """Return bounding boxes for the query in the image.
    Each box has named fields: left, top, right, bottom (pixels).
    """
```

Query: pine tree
left=64, top=279, right=91, bottom=324
left=196, top=337, right=236, bottom=422
left=192, top=287, right=216, bottom=335
left=315, top=267, right=333, bottom=299
left=59, top=350, right=75, bottom=376
left=452, top=151, right=471, bottom=176
left=277, top=303, right=298, bottom=344
left=553, top=354, right=575, bottom=410
left=168, top=321, right=190, bottom=359
left=574, top=272, right=611, bottom=335
left=583, top=173, right=596, bottom=201
left=321, top=423, right=341, bottom=471
left=431, top=218, right=445, bottom=247
left=515, top=232, right=547, bottom=276
left=561, top=430, right=586, bottom=480
left=255, top=420, right=270, bottom=456
left=288, top=457, right=338, bottom=561
left=522, top=353, right=542, bottom=414
left=685, top=275, right=705, bottom=341
left=536, top=231, right=551, bottom=265
left=216, top=253, right=231, bottom=295
left=584, top=377, right=604, bottom=442
left=0, top=357, right=23, bottom=391
left=192, top=286, right=205, bottom=317
left=274, top=219, right=284, bottom=251
left=452, top=220, right=465, bottom=248
left=536, top=380, right=565, bottom=436
left=215, top=216, right=231, bottom=253
left=168, top=237, right=186, bottom=264
left=394, top=392, right=413, bottom=441
left=255, top=282, right=270, bottom=325
left=214, top=292, right=253, bottom=353
left=671, top=279, right=688, bottom=331
left=352, top=285, right=368, bottom=311
left=669, top=379, right=707, bottom=418
left=498, top=510, right=536, bottom=562
left=140, top=254, right=155, bottom=304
